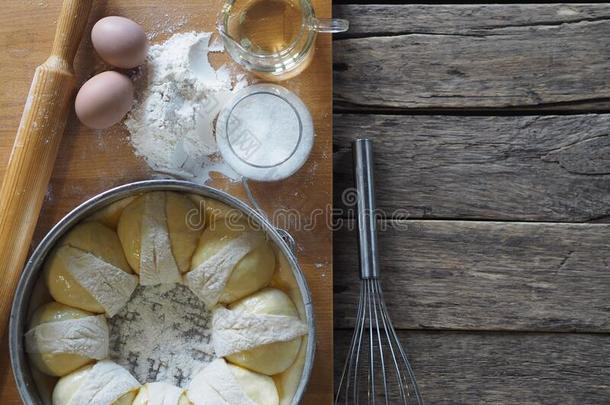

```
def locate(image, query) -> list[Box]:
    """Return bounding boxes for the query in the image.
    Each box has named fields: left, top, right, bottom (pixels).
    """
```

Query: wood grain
left=333, top=4, right=610, bottom=110
left=0, top=0, right=333, bottom=403
left=335, top=329, right=610, bottom=405
left=334, top=114, right=610, bottom=222
left=334, top=220, right=610, bottom=332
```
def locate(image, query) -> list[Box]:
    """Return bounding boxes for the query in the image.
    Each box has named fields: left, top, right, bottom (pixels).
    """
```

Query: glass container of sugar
left=215, top=84, right=314, bottom=182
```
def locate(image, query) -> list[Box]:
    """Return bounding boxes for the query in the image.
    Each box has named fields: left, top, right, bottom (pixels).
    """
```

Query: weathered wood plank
left=334, top=4, right=610, bottom=37
left=334, top=114, right=610, bottom=222
left=335, top=330, right=610, bottom=405
left=334, top=221, right=610, bottom=332
left=333, top=4, right=610, bottom=109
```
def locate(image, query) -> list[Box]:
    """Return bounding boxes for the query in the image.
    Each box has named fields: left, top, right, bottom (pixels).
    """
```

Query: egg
left=91, top=16, right=148, bottom=69
left=75, top=71, right=134, bottom=130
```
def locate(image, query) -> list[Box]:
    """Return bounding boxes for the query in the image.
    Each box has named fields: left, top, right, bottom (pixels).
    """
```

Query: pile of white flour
left=125, top=32, right=243, bottom=182
left=108, top=283, right=215, bottom=387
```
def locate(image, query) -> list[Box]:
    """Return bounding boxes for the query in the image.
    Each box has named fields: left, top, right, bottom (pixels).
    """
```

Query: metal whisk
left=335, top=139, right=424, bottom=405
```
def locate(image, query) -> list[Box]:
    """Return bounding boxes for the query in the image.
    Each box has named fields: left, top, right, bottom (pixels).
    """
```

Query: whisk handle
left=352, top=138, right=381, bottom=279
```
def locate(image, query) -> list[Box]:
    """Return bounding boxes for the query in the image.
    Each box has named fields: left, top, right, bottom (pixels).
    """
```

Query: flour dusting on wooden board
left=108, top=283, right=216, bottom=387
left=125, top=32, right=245, bottom=184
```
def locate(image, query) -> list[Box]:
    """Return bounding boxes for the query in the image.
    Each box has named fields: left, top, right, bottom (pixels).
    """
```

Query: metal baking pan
left=9, top=179, right=315, bottom=405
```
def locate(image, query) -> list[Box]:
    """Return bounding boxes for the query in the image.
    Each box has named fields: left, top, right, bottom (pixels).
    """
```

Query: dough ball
left=273, top=337, right=308, bottom=405
left=53, top=365, right=90, bottom=405
left=30, top=364, right=57, bottom=404
left=117, top=392, right=137, bottom=405
left=270, top=248, right=305, bottom=316
left=166, top=192, right=202, bottom=273
left=52, top=362, right=139, bottom=405
left=45, top=222, right=133, bottom=313
left=188, top=194, right=239, bottom=225
left=27, top=302, right=97, bottom=377
left=187, top=359, right=278, bottom=405
left=228, top=363, right=279, bottom=405
left=226, top=288, right=303, bottom=375
left=191, top=220, right=276, bottom=304
left=27, top=275, right=53, bottom=320
left=133, top=382, right=191, bottom=405
left=118, top=192, right=200, bottom=275
left=88, top=196, right=137, bottom=229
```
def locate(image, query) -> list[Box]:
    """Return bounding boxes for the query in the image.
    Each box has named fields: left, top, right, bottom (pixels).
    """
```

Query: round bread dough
left=188, top=194, right=238, bottom=225
left=273, top=337, right=308, bottom=405
left=52, top=362, right=139, bottom=405
left=270, top=248, right=305, bottom=315
left=44, top=222, right=134, bottom=313
left=228, top=363, right=279, bottom=405
left=118, top=192, right=200, bottom=275
left=30, top=362, right=57, bottom=405
left=226, top=288, right=303, bottom=375
left=133, top=382, right=191, bottom=405
left=88, top=197, right=137, bottom=229
left=187, top=359, right=278, bottom=405
left=227, top=364, right=279, bottom=405
left=190, top=220, right=276, bottom=304
left=27, top=302, right=102, bottom=377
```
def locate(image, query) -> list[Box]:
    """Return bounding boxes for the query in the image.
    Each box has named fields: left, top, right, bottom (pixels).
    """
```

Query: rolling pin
left=0, top=0, right=92, bottom=339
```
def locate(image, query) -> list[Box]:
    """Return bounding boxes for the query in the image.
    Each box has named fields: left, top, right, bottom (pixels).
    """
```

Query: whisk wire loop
left=370, top=280, right=389, bottom=405
left=381, top=286, right=422, bottom=402
left=336, top=279, right=424, bottom=405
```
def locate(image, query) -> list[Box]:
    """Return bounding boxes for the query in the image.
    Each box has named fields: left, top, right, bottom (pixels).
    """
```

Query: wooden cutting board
left=0, top=0, right=333, bottom=403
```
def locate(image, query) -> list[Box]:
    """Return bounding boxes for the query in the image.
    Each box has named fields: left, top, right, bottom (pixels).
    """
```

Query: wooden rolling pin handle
left=51, top=0, right=93, bottom=65
left=0, top=0, right=91, bottom=340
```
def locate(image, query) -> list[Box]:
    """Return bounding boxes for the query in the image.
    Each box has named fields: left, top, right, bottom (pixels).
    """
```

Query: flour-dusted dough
left=223, top=288, right=305, bottom=375
left=185, top=231, right=258, bottom=307
left=56, top=247, right=139, bottom=317
left=211, top=306, right=307, bottom=357
left=187, top=359, right=278, bottom=405
left=187, top=220, right=275, bottom=306
left=52, top=361, right=140, bottom=405
left=118, top=192, right=200, bottom=285
left=45, top=222, right=137, bottom=315
left=26, top=302, right=108, bottom=377
left=133, top=382, right=192, bottom=405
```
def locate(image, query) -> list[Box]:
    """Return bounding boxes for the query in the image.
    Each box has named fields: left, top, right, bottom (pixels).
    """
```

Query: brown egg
left=91, top=16, right=148, bottom=69
left=75, top=71, right=134, bottom=130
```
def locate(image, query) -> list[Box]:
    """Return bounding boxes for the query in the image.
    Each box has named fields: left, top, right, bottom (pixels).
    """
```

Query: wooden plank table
left=4, top=2, right=610, bottom=404
left=0, top=0, right=332, bottom=403
left=333, top=3, right=610, bottom=404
